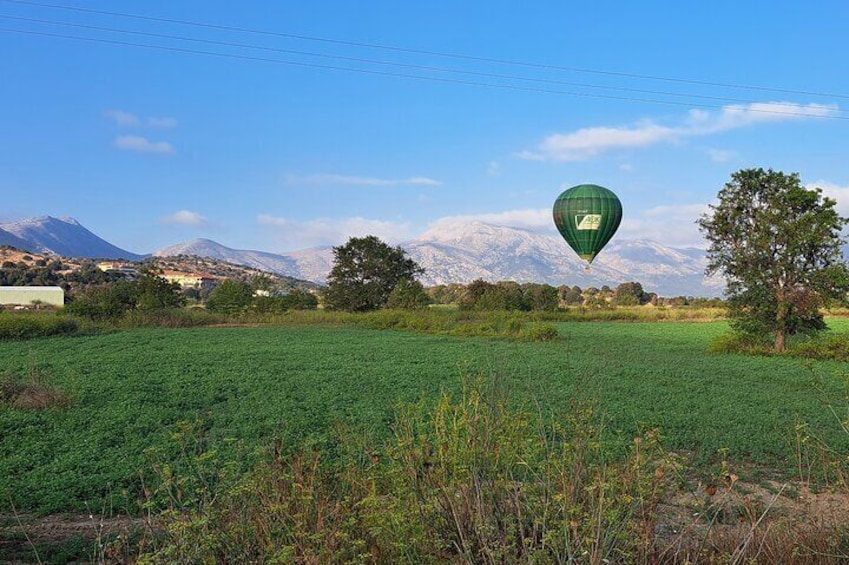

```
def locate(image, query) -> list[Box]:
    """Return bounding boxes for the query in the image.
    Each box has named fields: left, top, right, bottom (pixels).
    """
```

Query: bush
left=0, top=312, right=79, bottom=340
left=523, top=322, right=559, bottom=341
left=789, top=333, right=849, bottom=362
left=206, top=279, right=253, bottom=314
left=707, top=332, right=774, bottom=355
left=118, top=308, right=225, bottom=328
left=1, top=364, right=71, bottom=410
left=135, top=377, right=674, bottom=563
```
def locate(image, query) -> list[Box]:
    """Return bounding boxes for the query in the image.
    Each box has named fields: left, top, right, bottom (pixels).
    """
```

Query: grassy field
left=1, top=319, right=848, bottom=515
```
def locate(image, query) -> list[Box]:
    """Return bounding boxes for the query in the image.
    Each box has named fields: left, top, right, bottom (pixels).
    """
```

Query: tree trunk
left=774, top=300, right=788, bottom=352
left=774, top=328, right=786, bottom=352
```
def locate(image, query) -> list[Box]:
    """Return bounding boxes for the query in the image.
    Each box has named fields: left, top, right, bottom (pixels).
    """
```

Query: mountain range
left=1, top=215, right=732, bottom=296
left=0, top=216, right=145, bottom=261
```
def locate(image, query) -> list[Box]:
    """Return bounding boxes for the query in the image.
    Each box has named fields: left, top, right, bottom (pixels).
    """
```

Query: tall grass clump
left=134, top=376, right=677, bottom=564
left=117, top=307, right=226, bottom=329
left=0, top=363, right=71, bottom=410
left=0, top=311, right=79, bottom=340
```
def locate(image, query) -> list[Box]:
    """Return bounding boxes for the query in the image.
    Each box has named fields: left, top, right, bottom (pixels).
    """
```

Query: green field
left=2, top=319, right=848, bottom=514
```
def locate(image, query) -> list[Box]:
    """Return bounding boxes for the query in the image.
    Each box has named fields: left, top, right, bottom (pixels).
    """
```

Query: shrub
left=118, top=308, right=224, bottom=328
left=135, top=376, right=676, bottom=563
left=523, top=322, right=559, bottom=341
left=1, top=364, right=71, bottom=410
left=789, top=333, right=849, bottom=362
left=206, top=279, right=253, bottom=314
left=707, top=332, right=773, bottom=355
left=0, top=312, right=79, bottom=340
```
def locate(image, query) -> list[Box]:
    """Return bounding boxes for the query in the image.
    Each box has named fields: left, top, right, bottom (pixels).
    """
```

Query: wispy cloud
left=519, top=102, right=840, bottom=161
left=487, top=161, right=502, bottom=177
left=104, top=109, right=141, bottom=127
left=258, top=214, right=412, bottom=249
left=618, top=204, right=710, bottom=248
left=161, top=210, right=208, bottom=226
left=427, top=203, right=710, bottom=248
left=105, top=109, right=177, bottom=128
left=427, top=209, right=552, bottom=232
left=285, top=173, right=442, bottom=187
left=114, top=135, right=175, bottom=155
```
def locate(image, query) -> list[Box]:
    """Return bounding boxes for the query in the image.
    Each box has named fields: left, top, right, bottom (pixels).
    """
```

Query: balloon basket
left=583, top=265, right=592, bottom=274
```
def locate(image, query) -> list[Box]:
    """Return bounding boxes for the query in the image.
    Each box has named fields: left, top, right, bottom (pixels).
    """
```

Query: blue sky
left=2, top=0, right=849, bottom=254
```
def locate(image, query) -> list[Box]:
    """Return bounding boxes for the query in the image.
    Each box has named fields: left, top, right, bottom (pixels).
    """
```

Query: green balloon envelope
left=552, top=184, right=622, bottom=263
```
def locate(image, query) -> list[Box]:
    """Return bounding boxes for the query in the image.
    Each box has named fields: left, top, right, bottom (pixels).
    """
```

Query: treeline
left=0, top=257, right=118, bottom=289
left=63, top=272, right=318, bottom=321
left=428, top=279, right=724, bottom=310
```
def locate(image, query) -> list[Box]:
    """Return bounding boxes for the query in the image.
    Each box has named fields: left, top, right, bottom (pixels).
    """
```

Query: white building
left=0, top=286, right=65, bottom=307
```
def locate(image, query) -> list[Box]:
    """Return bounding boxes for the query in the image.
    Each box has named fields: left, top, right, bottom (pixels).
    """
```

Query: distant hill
left=0, top=226, right=38, bottom=252
left=155, top=222, right=726, bottom=297
left=155, top=238, right=301, bottom=274
left=0, top=216, right=143, bottom=260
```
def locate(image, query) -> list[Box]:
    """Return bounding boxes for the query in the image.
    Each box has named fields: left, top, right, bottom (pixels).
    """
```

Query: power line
left=2, top=0, right=848, bottom=102
left=0, top=13, right=818, bottom=109
left=2, top=26, right=847, bottom=122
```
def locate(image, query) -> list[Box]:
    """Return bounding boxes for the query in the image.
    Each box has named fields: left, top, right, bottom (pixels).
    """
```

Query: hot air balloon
left=553, top=184, right=622, bottom=267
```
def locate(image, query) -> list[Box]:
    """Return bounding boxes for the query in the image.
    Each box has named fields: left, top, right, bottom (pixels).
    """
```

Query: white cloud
left=104, top=109, right=141, bottom=127
left=105, top=110, right=177, bottom=128
left=258, top=214, right=412, bottom=249
left=617, top=203, right=710, bottom=248
left=161, top=210, right=208, bottom=226
left=809, top=180, right=849, bottom=216
left=285, top=173, right=442, bottom=187
left=520, top=102, right=840, bottom=161
left=114, top=135, right=175, bottom=155
left=428, top=208, right=552, bottom=232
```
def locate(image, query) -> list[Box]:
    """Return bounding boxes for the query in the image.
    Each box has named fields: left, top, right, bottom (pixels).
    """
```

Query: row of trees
left=6, top=169, right=847, bottom=351
left=323, top=169, right=848, bottom=352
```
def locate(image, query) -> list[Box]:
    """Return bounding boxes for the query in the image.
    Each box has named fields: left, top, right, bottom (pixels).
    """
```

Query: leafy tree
left=699, top=168, right=849, bottom=351
left=206, top=279, right=253, bottom=314
left=559, top=285, right=584, bottom=306
left=66, top=281, right=138, bottom=320
left=136, top=270, right=186, bottom=310
left=386, top=278, right=431, bottom=310
left=251, top=290, right=319, bottom=313
left=521, top=283, right=559, bottom=311
left=612, top=281, right=650, bottom=306
left=324, top=236, right=424, bottom=312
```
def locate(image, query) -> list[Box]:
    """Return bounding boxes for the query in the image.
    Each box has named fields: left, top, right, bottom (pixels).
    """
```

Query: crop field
left=1, top=319, right=848, bottom=515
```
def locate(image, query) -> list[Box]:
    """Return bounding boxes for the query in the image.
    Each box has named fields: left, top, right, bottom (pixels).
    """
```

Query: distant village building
left=161, top=270, right=218, bottom=290
left=0, top=286, right=64, bottom=307
left=97, top=261, right=138, bottom=277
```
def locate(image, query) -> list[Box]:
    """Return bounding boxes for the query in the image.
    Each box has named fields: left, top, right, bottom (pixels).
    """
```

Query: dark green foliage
left=385, top=277, right=430, bottom=310
left=613, top=281, right=651, bottom=306
left=559, top=284, right=585, bottom=306
left=458, top=280, right=535, bottom=311
left=205, top=279, right=253, bottom=314
left=135, top=270, right=186, bottom=310
left=521, top=282, right=560, bottom=311
left=250, top=290, right=319, bottom=313
left=790, top=332, right=849, bottom=362
left=323, top=235, right=424, bottom=312
left=699, top=168, right=849, bottom=351
left=66, top=271, right=185, bottom=320
left=65, top=282, right=137, bottom=319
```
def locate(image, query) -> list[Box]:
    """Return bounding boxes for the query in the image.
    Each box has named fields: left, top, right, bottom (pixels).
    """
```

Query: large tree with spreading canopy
left=698, top=168, right=849, bottom=351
